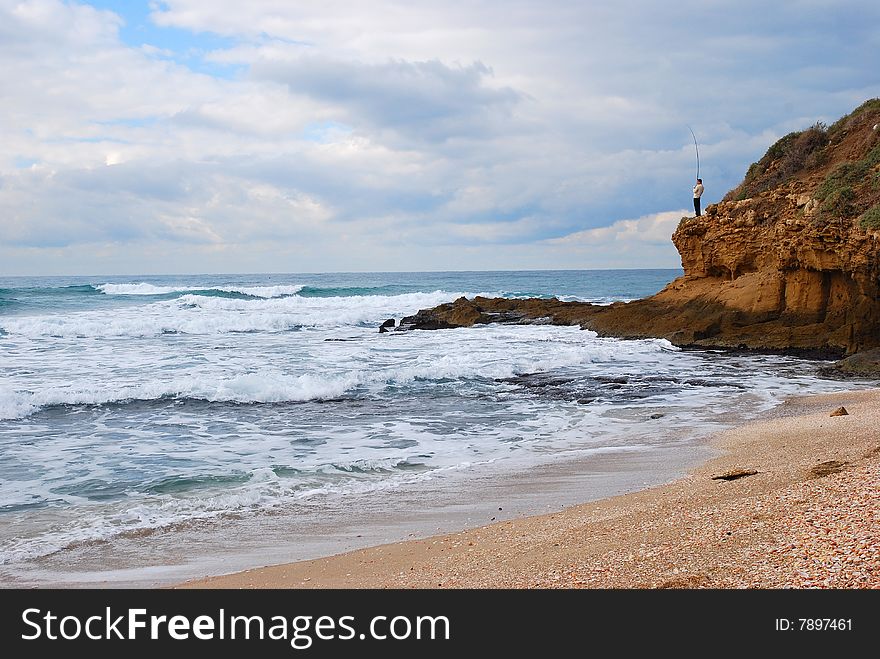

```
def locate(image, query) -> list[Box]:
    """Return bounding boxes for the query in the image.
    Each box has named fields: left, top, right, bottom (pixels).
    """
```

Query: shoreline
left=8, top=426, right=714, bottom=588
left=178, top=388, right=880, bottom=589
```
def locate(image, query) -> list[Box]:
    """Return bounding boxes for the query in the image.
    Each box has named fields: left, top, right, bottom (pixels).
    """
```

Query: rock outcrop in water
left=397, top=99, right=880, bottom=359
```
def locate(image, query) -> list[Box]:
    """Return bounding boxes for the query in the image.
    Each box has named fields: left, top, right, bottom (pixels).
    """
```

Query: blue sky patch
left=84, top=1, right=240, bottom=78
left=301, top=121, right=354, bottom=143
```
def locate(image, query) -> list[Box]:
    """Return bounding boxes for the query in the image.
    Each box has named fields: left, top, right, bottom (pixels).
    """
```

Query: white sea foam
left=0, top=385, right=38, bottom=421
left=0, top=371, right=361, bottom=419
left=0, top=290, right=462, bottom=338
left=0, top=273, right=859, bottom=578
left=0, top=455, right=488, bottom=565
left=557, top=295, right=635, bottom=304
left=0, top=327, right=627, bottom=420
left=175, top=289, right=460, bottom=316
left=221, top=285, right=306, bottom=298
left=96, top=282, right=305, bottom=298
left=96, top=283, right=201, bottom=296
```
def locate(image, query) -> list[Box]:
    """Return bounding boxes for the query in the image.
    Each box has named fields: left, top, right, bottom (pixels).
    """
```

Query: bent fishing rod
left=687, top=124, right=700, bottom=180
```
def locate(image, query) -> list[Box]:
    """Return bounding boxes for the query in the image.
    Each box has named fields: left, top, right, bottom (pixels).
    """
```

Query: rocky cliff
left=397, top=100, right=880, bottom=357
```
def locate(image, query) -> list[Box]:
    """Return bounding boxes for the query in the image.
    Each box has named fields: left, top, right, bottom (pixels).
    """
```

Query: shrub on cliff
left=723, top=99, right=880, bottom=205
left=819, top=187, right=855, bottom=220
left=866, top=143, right=880, bottom=168
left=813, top=143, right=880, bottom=225
left=860, top=204, right=880, bottom=230
left=724, top=123, right=828, bottom=201
left=816, top=161, right=870, bottom=200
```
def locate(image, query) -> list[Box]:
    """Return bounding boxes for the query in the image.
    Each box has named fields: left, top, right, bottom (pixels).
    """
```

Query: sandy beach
left=178, top=388, right=879, bottom=589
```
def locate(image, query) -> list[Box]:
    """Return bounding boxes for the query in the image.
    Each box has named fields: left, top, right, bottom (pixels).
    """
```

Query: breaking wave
left=95, top=283, right=306, bottom=298
left=0, top=290, right=464, bottom=338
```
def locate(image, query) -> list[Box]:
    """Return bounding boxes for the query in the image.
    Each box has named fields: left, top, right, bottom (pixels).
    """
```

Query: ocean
left=0, top=270, right=856, bottom=586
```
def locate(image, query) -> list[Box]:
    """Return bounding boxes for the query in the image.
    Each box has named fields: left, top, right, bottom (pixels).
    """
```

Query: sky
left=0, top=0, right=878, bottom=275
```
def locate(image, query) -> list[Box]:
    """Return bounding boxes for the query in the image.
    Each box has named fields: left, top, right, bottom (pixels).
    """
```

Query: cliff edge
left=397, top=100, right=880, bottom=357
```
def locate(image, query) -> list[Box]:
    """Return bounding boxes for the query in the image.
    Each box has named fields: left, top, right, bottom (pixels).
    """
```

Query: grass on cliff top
left=723, top=97, right=880, bottom=203
left=724, top=123, right=828, bottom=201
left=828, top=98, right=880, bottom=137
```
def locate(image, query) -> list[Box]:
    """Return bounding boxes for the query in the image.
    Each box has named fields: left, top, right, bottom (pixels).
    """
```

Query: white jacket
left=693, top=183, right=704, bottom=198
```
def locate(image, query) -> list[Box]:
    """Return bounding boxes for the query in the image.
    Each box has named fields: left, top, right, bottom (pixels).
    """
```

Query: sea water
left=0, top=270, right=856, bottom=585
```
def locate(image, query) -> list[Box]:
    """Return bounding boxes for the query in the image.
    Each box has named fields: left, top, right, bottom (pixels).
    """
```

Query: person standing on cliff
left=693, top=178, right=704, bottom=216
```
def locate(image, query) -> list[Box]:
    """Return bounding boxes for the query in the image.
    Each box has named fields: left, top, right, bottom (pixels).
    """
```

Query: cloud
left=1, top=0, right=120, bottom=51
left=1, top=162, right=335, bottom=248
left=250, top=56, right=522, bottom=143
left=1, top=0, right=879, bottom=275
left=547, top=211, right=686, bottom=248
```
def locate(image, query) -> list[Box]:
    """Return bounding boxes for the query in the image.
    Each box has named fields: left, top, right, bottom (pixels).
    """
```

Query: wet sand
left=178, top=389, right=879, bottom=589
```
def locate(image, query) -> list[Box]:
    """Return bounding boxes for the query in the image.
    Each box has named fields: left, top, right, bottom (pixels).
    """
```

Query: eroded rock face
left=395, top=199, right=879, bottom=355
left=656, top=190, right=880, bottom=354
left=396, top=101, right=880, bottom=356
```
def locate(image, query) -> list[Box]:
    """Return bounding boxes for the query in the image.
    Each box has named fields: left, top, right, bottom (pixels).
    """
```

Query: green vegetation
left=866, top=144, right=880, bottom=168
left=859, top=204, right=880, bottom=230
left=816, top=161, right=870, bottom=200
left=764, top=131, right=802, bottom=162
left=819, top=187, right=855, bottom=220
left=724, top=122, right=829, bottom=202
left=723, top=98, right=880, bottom=204
left=814, top=144, right=880, bottom=225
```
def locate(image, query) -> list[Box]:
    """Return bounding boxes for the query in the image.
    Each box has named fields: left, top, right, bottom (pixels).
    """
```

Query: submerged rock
left=824, top=348, right=880, bottom=378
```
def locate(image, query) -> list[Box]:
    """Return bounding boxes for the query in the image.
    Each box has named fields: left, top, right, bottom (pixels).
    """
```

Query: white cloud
left=0, top=0, right=878, bottom=275
left=548, top=211, right=685, bottom=248
left=249, top=56, right=522, bottom=144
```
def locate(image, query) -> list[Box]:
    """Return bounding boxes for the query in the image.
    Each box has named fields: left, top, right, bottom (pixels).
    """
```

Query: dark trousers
left=694, top=197, right=701, bottom=216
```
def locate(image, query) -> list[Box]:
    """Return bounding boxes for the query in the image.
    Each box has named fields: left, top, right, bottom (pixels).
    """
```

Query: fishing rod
left=687, top=124, right=700, bottom=180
